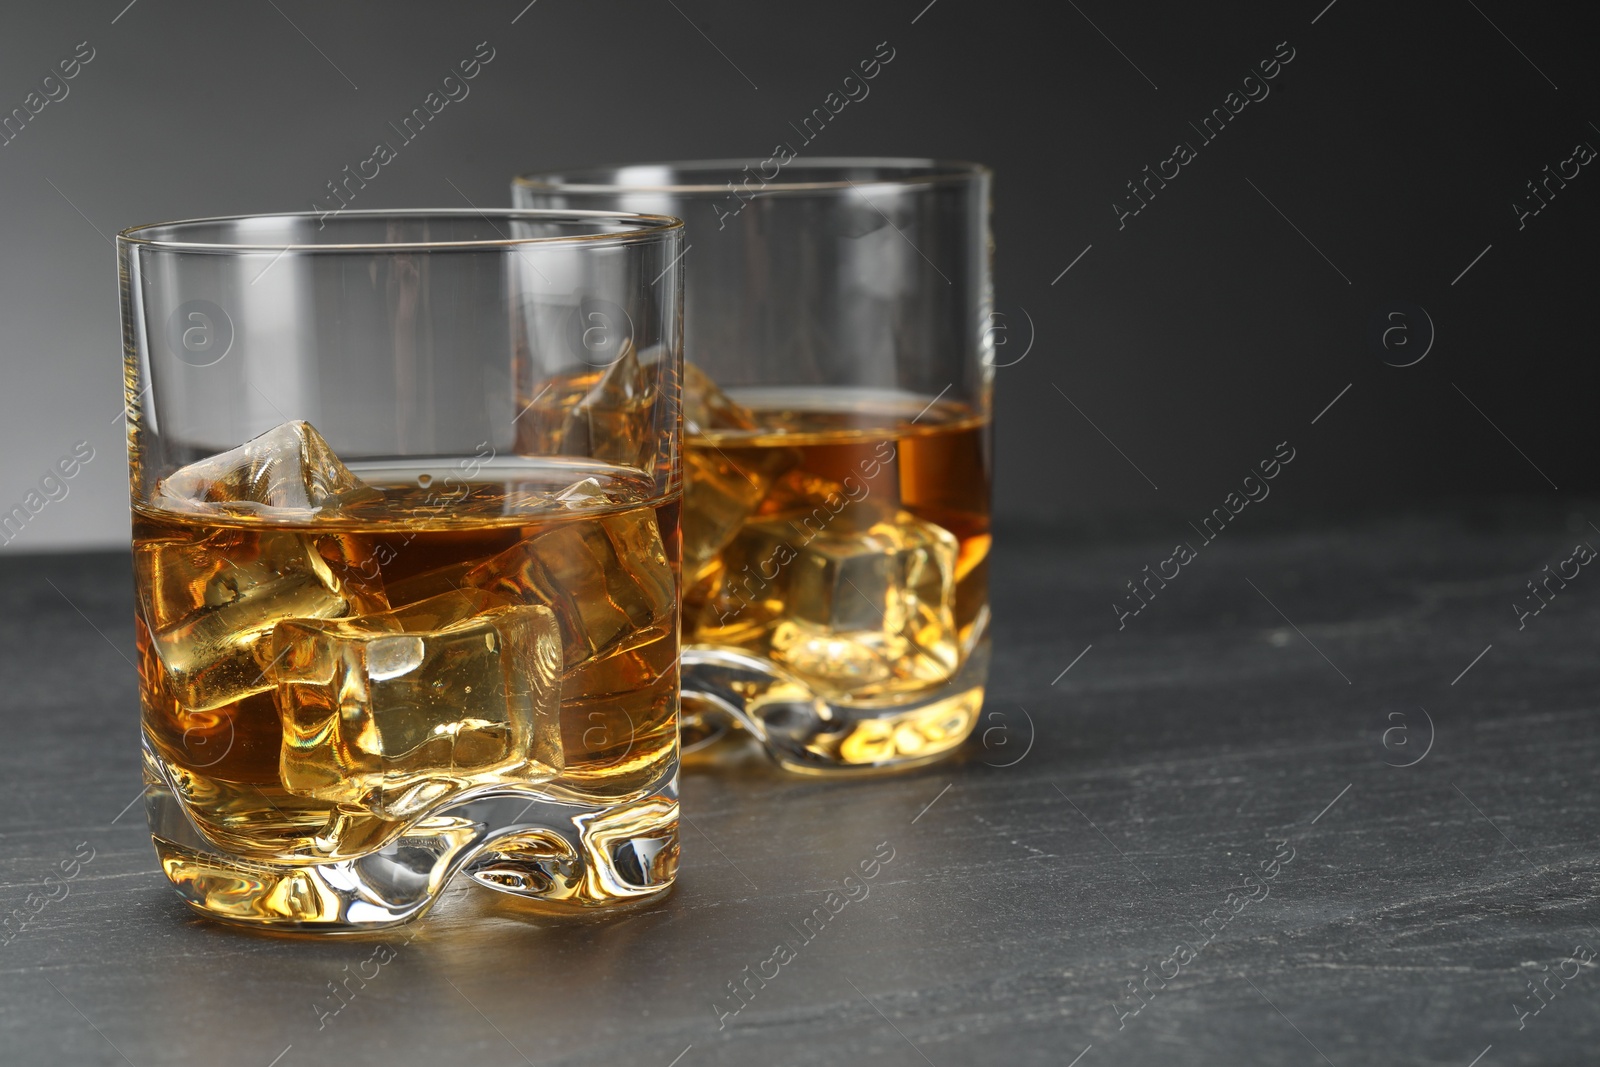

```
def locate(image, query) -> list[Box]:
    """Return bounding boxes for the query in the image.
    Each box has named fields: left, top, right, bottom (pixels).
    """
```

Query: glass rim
left=116, top=207, right=684, bottom=252
left=514, top=157, right=992, bottom=196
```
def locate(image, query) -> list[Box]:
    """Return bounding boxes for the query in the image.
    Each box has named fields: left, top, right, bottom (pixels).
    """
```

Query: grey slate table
left=3, top=506, right=1598, bottom=1066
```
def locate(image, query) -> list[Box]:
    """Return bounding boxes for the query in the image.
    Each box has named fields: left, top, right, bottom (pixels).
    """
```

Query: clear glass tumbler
left=515, top=159, right=993, bottom=774
left=119, top=209, right=684, bottom=929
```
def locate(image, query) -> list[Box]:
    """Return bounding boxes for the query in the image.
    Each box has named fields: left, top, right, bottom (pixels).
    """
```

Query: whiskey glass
left=515, top=160, right=993, bottom=773
left=119, top=209, right=684, bottom=929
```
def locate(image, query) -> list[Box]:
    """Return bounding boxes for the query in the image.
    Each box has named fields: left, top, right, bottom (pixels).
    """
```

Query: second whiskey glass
left=516, top=159, right=993, bottom=773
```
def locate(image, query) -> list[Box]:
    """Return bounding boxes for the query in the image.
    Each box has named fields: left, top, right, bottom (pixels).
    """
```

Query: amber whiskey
left=680, top=374, right=990, bottom=758
left=135, top=425, right=678, bottom=871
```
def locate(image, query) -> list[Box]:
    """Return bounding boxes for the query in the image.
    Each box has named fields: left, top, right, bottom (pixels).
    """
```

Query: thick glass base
left=144, top=740, right=678, bottom=931
left=680, top=633, right=988, bottom=775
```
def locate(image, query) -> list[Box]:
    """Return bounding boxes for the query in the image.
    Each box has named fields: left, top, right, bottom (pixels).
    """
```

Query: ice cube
left=307, top=531, right=392, bottom=609
left=756, top=468, right=896, bottom=533
left=273, top=589, right=564, bottom=819
left=155, top=421, right=381, bottom=520
left=373, top=476, right=614, bottom=613
left=517, top=341, right=659, bottom=467
left=680, top=364, right=800, bottom=571
left=758, top=469, right=845, bottom=516
left=714, top=511, right=961, bottom=697
left=381, top=559, right=476, bottom=608
left=691, top=516, right=792, bottom=641
left=464, top=508, right=674, bottom=676
left=461, top=502, right=680, bottom=783
left=135, top=529, right=383, bottom=712
left=682, top=362, right=758, bottom=434
left=682, top=445, right=797, bottom=572
left=553, top=476, right=610, bottom=509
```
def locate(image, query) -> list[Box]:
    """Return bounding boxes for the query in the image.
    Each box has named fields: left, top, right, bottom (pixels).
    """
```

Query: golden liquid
left=682, top=391, right=990, bottom=702
left=134, top=459, right=680, bottom=865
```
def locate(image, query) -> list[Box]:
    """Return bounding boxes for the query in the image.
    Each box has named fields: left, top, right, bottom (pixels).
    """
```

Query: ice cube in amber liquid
left=135, top=449, right=680, bottom=874
left=677, top=376, right=991, bottom=768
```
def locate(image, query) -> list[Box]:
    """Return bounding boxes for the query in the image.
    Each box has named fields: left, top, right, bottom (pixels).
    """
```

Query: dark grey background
left=1, top=0, right=1592, bottom=551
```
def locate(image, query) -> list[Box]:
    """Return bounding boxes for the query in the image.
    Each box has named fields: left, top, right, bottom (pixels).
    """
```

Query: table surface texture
left=2, top=505, right=1597, bottom=1066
